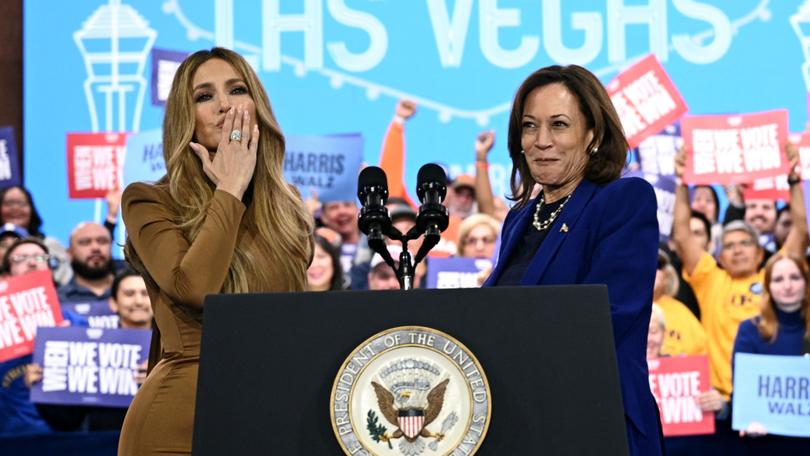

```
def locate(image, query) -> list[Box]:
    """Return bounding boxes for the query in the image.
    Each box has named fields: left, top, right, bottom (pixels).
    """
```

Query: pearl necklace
left=532, top=193, right=572, bottom=231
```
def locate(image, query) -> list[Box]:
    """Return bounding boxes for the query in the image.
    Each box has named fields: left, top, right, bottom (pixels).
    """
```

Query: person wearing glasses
left=457, top=213, right=500, bottom=260
left=0, top=238, right=87, bottom=437
left=2, top=237, right=57, bottom=277
left=672, top=144, right=807, bottom=448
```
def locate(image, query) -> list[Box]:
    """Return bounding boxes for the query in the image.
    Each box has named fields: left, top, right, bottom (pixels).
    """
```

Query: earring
left=590, top=147, right=598, bottom=156
left=520, top=149, right=525, bottom=155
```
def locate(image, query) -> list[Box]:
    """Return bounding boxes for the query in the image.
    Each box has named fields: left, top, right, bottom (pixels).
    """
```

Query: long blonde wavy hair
left=125, top=47, right=312, bottom=298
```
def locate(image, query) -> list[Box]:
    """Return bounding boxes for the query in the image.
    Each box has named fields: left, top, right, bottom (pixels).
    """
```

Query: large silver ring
left=230, top=130, right=242, bottom=142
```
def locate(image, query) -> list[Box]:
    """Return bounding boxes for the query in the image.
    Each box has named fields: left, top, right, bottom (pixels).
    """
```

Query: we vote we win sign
left=682, top=110, right=789, bottom=185
left=31, top=327, right=150, bottom=407
left=607, top=54, right=688, bottom=149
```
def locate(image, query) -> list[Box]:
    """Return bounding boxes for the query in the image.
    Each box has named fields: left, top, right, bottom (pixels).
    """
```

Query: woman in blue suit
left=483, top=65, right=663, bottom=454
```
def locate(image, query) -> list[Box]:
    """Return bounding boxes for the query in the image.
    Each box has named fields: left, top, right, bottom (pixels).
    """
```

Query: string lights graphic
left=791, top=1, right=810, bottom=91
left=162, top=0, right=771, bottom=127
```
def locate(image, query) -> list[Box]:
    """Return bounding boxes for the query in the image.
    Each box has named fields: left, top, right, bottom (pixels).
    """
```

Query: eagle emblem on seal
left=366, top=358, right=455, bottom=455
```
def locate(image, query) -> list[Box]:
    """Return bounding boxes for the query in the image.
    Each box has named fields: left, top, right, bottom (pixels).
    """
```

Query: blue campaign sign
left=120, top=129, right=362, bottom=201
left=150, top=47, right=189, bottom=106
left=623, top=171, right=676, bottom=241
left=732, top=353, right=810, bottom=438
left=636, top=123, right=682, bottom=178
left=426, top=257, right=492, bottom=289
left=23, top=0, right=810, bottom=249
left=30, top=326, right=151, bottom=408
left=284, top=133, right=363, bottom=202
left=60, top=300, right=119, bottom=329
left=0, top=126, right=22, bottom=188
left=123, top=128, right=165, bottom=186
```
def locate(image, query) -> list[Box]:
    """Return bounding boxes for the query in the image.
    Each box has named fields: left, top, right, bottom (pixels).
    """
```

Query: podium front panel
left=192, top=285, right=629, bottom=455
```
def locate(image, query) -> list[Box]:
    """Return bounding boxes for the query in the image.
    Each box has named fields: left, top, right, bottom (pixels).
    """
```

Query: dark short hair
left=314, top=235, right=344, bottom=291
left=2, top=237, right=49, bottom=274
left=690, top=209, right=712, bottom=240
left=507, top=65, right=628, bottom=207
left=111, top=268, right=143, bottom=301
left=0, top=186, right=44, bottom=238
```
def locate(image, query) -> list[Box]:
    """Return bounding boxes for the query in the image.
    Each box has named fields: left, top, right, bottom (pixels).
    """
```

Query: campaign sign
left=682, top=110, right=790, bottom=185
left=648, top=356, right=714, bottom=436
left=636, top=123, right=682, bottom=178
left=150, top=48, right=188, bottom=106
left=732, top=353, right=810, bottom=438
left=606, top=54, right=688, bottom=149
left=61, top=300, right=119, bottom=329
left=67, top=132, right=127, bottom=199
left=426, top=258, right=492, bottom=289
left=743, top=176, right=790, bottom=202
left=123, top=128, right=164, bottom=186
left=30, top=327, right=151, bottom=408
left=624, top=171, right=676, bottom=242
left=0, top=270, right=64, bottom=362
left=283, top=134, right=363, bottom=203
left=0, top=126, right=22, bottom=187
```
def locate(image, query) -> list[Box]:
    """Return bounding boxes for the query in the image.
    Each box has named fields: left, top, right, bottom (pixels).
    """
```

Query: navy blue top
left=495, top=195, right=565, bottom=286
left=732, top=307, right=807, bottom=360
left=57, top=277, right=111, bottom=305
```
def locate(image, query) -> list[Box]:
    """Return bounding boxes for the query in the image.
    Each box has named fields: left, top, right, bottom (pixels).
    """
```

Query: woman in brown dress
left=118, top=48, right=313, bottom=455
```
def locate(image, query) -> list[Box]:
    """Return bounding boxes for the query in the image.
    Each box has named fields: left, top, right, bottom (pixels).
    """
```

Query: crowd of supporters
left=1, top=97, right=809, bottom=455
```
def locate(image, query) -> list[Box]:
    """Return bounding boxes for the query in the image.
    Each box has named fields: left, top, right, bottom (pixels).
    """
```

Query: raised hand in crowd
left=105, top=190, right=122, bottom=225
left=395, top=99, right=417, bottom=122
left=189, top=104, right=259, bottom=200
left=672, top=146, right=704, bottom=275
left=781, top=142, right=808, bottom=257
left=724, top=183, right=745, bottom=208
left=475, top=131, right=495, bottom=163
left=474, top=131, right=497, bottom=218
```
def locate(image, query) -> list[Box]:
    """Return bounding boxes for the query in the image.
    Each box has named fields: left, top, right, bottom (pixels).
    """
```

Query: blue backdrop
left=24, top=0, right=810, bottom=248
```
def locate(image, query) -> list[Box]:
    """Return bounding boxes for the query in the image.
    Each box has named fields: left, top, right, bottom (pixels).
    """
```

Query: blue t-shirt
left=0, top=310, right=88, bottom=437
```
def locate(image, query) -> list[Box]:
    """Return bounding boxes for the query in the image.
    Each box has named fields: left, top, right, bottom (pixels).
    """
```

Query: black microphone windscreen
left=357, top=166, right=388, bottom=197
left=416, top=163, right=447, bottom=187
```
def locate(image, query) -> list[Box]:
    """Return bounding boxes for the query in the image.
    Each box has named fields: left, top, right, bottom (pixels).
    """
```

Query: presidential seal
left=330, top=326, right=491, bottom=456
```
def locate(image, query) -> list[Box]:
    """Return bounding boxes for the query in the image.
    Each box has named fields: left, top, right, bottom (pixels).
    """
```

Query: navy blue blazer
left=484, top=177, right=663, bottom=455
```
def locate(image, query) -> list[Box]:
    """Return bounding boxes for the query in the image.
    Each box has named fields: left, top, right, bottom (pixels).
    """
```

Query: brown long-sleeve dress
left=118, top=182, right=296, bottom=455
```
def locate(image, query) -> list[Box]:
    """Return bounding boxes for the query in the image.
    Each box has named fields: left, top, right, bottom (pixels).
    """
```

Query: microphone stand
left=384, top=207, right=445, bottom=291
left=383, top=226, right=418, bottom=290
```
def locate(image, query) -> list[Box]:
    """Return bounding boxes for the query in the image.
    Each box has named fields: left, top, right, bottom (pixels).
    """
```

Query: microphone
left=415, top=164, right=450, bottom=236
left=357, top=166, right=392, bottom=243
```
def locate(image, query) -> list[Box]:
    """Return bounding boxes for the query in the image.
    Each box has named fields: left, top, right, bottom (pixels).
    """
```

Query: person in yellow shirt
left=672, top=145, right=807, bottom=419
left=654, top=249, right=707, bottom=356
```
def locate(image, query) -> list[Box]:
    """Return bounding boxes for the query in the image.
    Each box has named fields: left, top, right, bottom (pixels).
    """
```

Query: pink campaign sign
left=606, top=54, right=688, bottom=149
left=682, top=110, right=790, bottom=185
left=66, top=132, right=126, bottom=199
